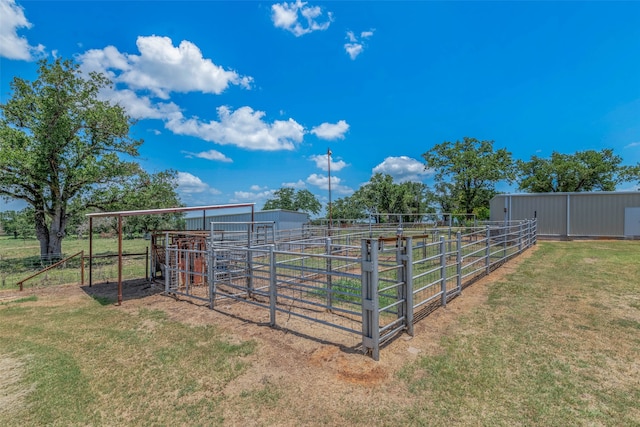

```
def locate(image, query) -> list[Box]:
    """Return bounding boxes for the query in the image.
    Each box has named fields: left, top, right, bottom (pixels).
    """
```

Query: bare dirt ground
left=0, top=247, right=538, bottom=425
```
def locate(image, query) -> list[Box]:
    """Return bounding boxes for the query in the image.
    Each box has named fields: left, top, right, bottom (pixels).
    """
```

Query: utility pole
left=327, top=147, right=333, bottom=232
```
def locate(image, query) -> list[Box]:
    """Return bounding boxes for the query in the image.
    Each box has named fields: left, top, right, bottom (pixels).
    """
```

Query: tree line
left=265, top=138, right=640, bottom=222
left=2, top=58, right=639, bottom=257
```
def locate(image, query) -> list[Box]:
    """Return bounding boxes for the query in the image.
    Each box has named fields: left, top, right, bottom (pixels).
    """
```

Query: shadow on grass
left=80, top=278, right=164, bottom=305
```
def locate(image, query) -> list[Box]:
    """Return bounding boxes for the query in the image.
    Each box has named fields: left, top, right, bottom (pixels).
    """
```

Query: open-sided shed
left=86, top=203, right=255, bottom=305
left=490, top=191, right=640, bottom=238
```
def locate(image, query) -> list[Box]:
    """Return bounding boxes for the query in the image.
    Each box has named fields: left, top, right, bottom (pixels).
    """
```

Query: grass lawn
left=0, top=240, right=638, bottom=425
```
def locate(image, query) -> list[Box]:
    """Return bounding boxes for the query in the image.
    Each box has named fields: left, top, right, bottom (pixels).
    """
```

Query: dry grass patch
left=0, top=354, right=33, bottom=415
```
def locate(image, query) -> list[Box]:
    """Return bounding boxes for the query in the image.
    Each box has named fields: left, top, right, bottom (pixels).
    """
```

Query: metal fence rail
left=160, top=219, right=537, bottom=360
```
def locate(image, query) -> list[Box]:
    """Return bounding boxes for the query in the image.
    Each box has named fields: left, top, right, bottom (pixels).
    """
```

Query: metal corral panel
left=491, top=192, right=640, bottom=238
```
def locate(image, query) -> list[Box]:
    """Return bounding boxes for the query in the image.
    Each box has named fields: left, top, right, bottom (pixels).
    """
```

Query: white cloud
left=283, top=179, right=306, bottom=189
left=344, top=43, right=363, bottom=60
left=97, top=86, right=181, bottom=120
left=77, top=34, right=348, bottom=153
left=344, top=29, right=374, bottom=60
left=177, top=172, right=221, bottom=195
left=310, top=120, right=349, bottom=140
left=271, top=1, right=333, bottom=37
left=149, top=129, right=161, bottom=136
left=182, top=149, right=233, bottom=163
left=372, top=156, right=432, bottom=183
left=78, top=35, right=252, bottom=99
left=306, top=173, right=353, bottom=195
left=166, top=105, right=305, bottom=151
left=231, top=188, right=276, bottom=205
left=0, top=0, right=44, bottom=60
left=624, top=141, right=640, bottom=148
left=360, top=30, right=375, bottom=39
left=309, top=153, right=348, bottom=172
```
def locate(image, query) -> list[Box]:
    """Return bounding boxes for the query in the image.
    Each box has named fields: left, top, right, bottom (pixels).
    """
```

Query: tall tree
left=82, top=170, right=184, bottom=235
left=263, top=187, right=321, bottom=215
left=620, top=163, right=640, bottom=186
left=350, top=174, right=432, bottom=223
left=517, top=149, right=627, bottom=193
left=0, top=58, right=142, bottom=257
left=422, top=137, right=516, bottom=214
left=330, top=196, right=367, bottom=220
left=352, top=173, right=395, bottom=223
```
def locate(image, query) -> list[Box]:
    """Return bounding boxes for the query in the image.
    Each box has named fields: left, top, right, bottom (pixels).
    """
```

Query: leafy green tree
left=349, top=174, right=433, bottom=223
left=352, top=173, right=395, bottom=223
left=293, top=189, right=322, bottom=216
left=0, top=208, right=36, bottom=239
left=620, top=163, right=640, bottom=186
left=0, top=58, right=142, bottom=257
left=517, top=149, right=627, bottom=193
left=263, top=187, right=321, bottom=215
left=330, top=196, right=367, bottom=220
left=395, top=181, right=431, bottom=222
left=82, top=170, right=184, bottom=236
left=422, top=137, right=515, bottom=214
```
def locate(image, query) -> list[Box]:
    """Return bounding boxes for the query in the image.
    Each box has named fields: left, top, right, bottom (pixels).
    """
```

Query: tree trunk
left=47, top=208, right=67, bottom=259
left=34, top=209, right=50, bottom=259
left=34, top=207, right=66, bottom=261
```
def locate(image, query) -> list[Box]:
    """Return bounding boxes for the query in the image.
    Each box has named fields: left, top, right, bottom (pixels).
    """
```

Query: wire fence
left=1, top=248, right=149, bottom=291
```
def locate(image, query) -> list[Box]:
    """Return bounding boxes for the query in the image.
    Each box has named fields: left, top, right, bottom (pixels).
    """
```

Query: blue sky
left=1, top=0, right=639, bottom=214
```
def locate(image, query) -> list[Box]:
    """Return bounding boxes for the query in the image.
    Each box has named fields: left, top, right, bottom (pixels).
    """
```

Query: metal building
left=184, top=209, right=309, bottom=233
left=490, top=191, right=640, bottom=238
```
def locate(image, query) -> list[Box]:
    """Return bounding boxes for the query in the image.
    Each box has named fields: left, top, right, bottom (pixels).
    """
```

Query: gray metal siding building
left=184, top=209, right=309, bottom=232
left=490, top=192, right=640, bottom=238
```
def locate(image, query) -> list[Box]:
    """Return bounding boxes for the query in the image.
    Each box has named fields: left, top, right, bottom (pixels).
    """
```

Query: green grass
left=0, top=295, right=38, bottom=305
left=395, top=241, right=640, bottom=426
left=0, top=240, right=638, bottom=426
left=0, top=296, right=255, bottom=426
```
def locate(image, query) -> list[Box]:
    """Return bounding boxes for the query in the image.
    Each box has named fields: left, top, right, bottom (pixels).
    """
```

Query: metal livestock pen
left=153, top=219, right=537, bottom=360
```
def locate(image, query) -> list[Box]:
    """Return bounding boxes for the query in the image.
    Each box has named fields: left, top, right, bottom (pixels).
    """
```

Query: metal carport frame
left=86, top=203, right=255, bottom=305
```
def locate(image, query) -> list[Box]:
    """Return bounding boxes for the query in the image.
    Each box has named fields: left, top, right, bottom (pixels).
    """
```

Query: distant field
left=0, top=240, right=638, bottom=425
left=0, top=236, right=151, bottom=289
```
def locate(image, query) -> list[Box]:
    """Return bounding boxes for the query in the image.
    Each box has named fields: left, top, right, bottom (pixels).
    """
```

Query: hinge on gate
left=362, top=261, right=373, bottom=272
